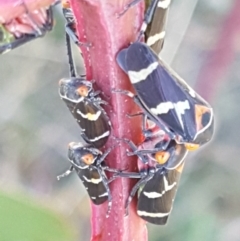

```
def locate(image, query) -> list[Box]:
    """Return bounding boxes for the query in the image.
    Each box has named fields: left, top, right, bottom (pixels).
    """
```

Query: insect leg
left=118, top=0, right=142, bottom=17
left=136, top=0, right=160, bottom=41
left=65, top=30, right=77, bottom=77
left=125, top=171, right=154, bottom=215
left=57, top=165, right=74, bottom=180
left=98, top=167, right=112, bottom=217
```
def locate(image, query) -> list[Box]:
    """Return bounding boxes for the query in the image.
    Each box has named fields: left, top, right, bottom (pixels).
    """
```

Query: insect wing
left=137, top=163, right=184, bottom=225
left=125, top=42, right=193, bottom=138
left=59, top=78, right=111, bottom=148
left=72, top=101, right=110, bottom=148
left=194, top=112, right=214, bottom=145
left=125, top=42, right=213, bottom=143
left=76, top=168, right=108, bottom=205
left=145, top=0, right=170, bottom=53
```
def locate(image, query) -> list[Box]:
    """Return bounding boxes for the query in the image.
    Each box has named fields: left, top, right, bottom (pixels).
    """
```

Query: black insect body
left=60, top=4, right=111, bottom=148
left=117, top=135, right=188, bottom=225
left=59, top=78, right=111, bottom=148
left=119, top=0, right=170, bottom=54
left=57, top=142, right=119, bottom=216
left=116, top=42, right=214, bottom=151
left=136, top=162, right=184, bottom=225
left=0, top=6, right=53, bottom=54
left=143, top=0, right=171, bottom=53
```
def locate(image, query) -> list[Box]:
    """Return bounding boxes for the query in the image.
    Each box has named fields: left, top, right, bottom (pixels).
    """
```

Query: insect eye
left=154, top=151, right=170, bottom=165
left=82, top=154, right=94, bottom=165
left=77, top=85, right=89, bottom=97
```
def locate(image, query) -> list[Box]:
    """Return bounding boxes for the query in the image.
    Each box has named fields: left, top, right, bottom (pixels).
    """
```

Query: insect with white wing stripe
left=57, top=142, right=120, bottom=217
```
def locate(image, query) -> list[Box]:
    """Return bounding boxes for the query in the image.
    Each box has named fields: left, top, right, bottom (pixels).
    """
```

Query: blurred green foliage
left=0, top=191, right=76, bottom=241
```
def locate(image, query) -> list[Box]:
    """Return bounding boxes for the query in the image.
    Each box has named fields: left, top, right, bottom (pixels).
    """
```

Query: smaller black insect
left=116, top=131, right=187, bottom=225
left=57, top=142, right=119, bottom=217
left=59, top=78, right=111, bottom=148
left=119, top=0, right=171, bottom=54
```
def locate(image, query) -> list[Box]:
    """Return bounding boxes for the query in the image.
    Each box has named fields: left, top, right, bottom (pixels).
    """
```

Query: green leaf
left=0, top=192, right=76, bottom=241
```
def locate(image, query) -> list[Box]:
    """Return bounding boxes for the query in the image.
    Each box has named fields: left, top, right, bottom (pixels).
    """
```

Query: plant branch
left=70, top=0, right=148, bottom=240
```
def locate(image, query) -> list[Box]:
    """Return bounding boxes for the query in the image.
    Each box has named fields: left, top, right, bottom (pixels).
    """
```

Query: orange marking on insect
left=77, top=85, right=89, bottom=97
left=176, top=162, right=185, bottom=173
left=185, top=143, right=199, bottom=151
left=195, top=105, right=210, bottom=131
left=82, top=153, right=94, bottom=165
left=61, top=0, right=70, bottom=9
left=154, top=151, right=170, bottom=165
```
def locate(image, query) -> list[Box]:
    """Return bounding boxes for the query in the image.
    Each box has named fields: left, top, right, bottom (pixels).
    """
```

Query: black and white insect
left=143, top=0, right=171, bottom=54
left=0, top=6, right=53, bottom=54
left=116, top=134, right=188, bottom=225
left=120, top=0, right=171, bottom=54
left=119, top=0, right=170, bottom=54
left=57, top=142, right=119, bottom=217
left=59, top=77, right=111, bottom=148
left=59, top=9, right=111, bottom=148
left=116, top=42, right=214, bottom=151
left=143, top=0, right=170, bottom=53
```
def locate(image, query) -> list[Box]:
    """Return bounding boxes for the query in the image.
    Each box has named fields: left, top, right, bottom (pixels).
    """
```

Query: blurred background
left=0, top=0, right=239, bottom=240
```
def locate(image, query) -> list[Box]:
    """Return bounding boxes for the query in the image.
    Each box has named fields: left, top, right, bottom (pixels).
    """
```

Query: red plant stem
left=195, top=0, right=240, bottom=102
left=70, top=0, right=148, bottom=240
left=0, top=0, right=56, bottom=23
